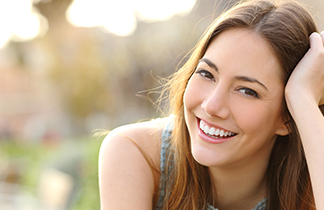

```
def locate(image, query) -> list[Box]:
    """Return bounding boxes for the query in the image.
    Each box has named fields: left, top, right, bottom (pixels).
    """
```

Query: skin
left=98, top=29, right=324, bottom=210
left=183, top=28, right=289, bottom=210
left=285, top=31, right=324, bottom=209
left=98, top=118, right=168, bottom=210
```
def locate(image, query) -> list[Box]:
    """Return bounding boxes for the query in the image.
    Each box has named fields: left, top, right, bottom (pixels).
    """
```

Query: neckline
left=206, top=198, right=268, bottom=210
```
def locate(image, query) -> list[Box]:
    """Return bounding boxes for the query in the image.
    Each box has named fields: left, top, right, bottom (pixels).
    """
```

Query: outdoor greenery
left=0, top=135, right=103, bottom=210
left=0, top=0, right=322, bottom=210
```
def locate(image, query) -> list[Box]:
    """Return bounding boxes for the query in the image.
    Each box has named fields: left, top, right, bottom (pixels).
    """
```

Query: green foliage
left=0, top=140, right=54, bottom=189
left=71, top=136, right=103, bottom=210
left=0, top=136, right=104, bottom=210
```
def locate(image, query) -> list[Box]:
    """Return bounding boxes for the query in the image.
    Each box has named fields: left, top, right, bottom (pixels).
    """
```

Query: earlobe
left=275, top=121, right=291, bottom=136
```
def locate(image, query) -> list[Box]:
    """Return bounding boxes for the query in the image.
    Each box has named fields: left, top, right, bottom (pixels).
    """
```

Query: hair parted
left=161, top=0, right=321, bottom=209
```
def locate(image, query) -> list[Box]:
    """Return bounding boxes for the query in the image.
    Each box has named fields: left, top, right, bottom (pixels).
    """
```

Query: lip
left=197, top=118, right=237, bottom=144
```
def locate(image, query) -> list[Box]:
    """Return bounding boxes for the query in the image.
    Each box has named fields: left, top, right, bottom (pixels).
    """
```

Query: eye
left=196, top=69, right=215, bottom=81
left=237, top=87, right=260, bottom=98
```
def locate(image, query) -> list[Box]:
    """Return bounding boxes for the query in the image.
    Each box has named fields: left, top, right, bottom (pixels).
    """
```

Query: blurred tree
left=33, top=0, right=239, bottom=134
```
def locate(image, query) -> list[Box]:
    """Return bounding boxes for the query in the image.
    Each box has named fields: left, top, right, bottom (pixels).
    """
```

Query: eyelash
left=236, top=87, right=260, bottom=98
left=195, top=69, right=260, bottom=99
left=196, top=69, right=215, bottom=81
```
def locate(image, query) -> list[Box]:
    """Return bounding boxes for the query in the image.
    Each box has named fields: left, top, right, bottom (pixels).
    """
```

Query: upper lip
left=198, top=117, right=237, bottom=134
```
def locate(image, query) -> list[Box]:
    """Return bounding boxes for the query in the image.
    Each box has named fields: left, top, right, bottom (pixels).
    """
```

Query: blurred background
left=0, top=0, right=322, bottom=209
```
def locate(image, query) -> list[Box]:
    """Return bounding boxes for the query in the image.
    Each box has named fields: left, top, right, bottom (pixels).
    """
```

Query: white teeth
left=199, top=120, right=236, bottom=138
left=210, top=127, right=215, bottom=135
left=215, top=129, right=220, bottom=136
left=220, top=130, right=224, bottom=137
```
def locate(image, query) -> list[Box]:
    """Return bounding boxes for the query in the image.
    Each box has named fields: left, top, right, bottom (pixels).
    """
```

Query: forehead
left=203, top=28, right=283, bottom=85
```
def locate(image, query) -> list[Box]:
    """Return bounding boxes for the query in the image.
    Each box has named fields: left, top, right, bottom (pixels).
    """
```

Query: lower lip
left=197, top=119, right=235, bottom=144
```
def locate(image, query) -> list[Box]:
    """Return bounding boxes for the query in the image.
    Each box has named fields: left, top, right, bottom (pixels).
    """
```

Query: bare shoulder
left=98, top=117, right=170, bottom=210
left=101, top=117, right=169, bottom=164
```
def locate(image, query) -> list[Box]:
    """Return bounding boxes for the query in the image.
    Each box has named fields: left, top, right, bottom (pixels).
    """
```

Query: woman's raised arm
left=285, top=31, right=324, bottom=209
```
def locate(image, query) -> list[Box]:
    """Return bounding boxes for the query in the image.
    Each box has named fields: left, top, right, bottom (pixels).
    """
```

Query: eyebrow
left=234, top=76, right=268, bottom=91
left=199, top=58, right=268, bottom=91
left=199, top=58, right=218, bottom=72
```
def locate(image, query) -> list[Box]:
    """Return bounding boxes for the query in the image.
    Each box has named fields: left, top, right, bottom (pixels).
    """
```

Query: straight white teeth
left=199, top=120, right=236, bottom=138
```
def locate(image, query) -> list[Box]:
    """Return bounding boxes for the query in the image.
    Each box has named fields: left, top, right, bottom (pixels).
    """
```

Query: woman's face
left=183, top=28, right=289, bottom=169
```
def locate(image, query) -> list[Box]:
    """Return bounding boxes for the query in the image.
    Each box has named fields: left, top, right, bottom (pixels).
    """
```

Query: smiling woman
left=98, top=0, right=324, bottom=209
left=184, top=28, right=288, bottom=169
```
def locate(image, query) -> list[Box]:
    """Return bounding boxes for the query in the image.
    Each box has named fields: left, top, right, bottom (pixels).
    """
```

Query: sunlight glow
left=135, top=0, right=197, bottom=21
left=66, top=0, right=197, bottom=37
left=66, top=0, right=136, bottom=36
left=0, top=0, right=48, bottom=48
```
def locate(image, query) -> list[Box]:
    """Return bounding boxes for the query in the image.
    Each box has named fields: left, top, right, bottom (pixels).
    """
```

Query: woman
left=98, top=0, right=324, bottom=209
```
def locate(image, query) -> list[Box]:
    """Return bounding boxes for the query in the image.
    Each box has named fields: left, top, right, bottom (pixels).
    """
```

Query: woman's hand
left=285, top=31, right=324, bottom=210
left=285, top=31, right=324, bottom=109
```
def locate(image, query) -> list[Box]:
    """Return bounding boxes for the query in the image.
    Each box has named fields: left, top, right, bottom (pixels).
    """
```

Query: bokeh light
left=66, top=0, right=197, bottom=36
left=0, top=0, right=48, bottom=48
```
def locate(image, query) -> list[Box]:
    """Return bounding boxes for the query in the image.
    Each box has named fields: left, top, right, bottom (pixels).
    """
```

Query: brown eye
left=237, top=87, right=260, bottom=98
left=196, top=69, right=215, bottom=81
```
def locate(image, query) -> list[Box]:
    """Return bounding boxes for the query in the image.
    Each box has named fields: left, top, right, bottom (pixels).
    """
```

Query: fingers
left=318, top=31, right=324, bottom=105
left=309, top=32, right=324, bottom=50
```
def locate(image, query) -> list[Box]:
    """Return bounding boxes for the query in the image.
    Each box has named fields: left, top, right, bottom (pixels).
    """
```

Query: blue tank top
left=155, top=117, right=268, bottom=210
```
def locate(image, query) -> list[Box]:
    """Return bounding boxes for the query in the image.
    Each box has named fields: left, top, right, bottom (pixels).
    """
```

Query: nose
left=201, top=85, right=230, bottom=119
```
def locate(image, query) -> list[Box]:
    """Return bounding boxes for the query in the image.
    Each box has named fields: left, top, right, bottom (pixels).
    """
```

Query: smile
left=199, top=120, right=237, bottom=139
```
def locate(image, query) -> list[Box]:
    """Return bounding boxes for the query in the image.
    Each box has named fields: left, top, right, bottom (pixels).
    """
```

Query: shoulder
left=101, top=117, right=170, bottom=164
left=98, top=117, right=170, bottom=210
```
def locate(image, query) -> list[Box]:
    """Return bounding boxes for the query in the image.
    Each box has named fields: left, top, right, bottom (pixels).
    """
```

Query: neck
left=209, top=158, right=269, bottom=210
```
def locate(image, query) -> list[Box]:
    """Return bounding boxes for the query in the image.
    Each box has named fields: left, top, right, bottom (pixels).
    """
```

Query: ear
left=275, top=120, right=290, bottom=136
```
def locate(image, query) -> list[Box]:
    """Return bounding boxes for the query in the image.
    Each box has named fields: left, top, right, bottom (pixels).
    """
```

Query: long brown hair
left=161, top=0, right=321, bottom=209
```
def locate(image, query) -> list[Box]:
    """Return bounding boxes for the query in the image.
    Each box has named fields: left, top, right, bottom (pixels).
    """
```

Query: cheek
left=183, top=77, right=207, bottom=131
left=231, top=98, right=283, bottom=135
left=183, top=77, right=202, bottom=110
left=183, top=74, right=214, bottom=111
